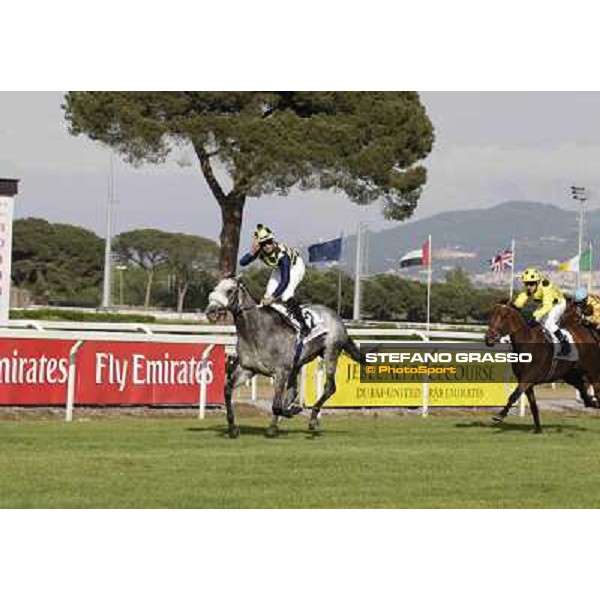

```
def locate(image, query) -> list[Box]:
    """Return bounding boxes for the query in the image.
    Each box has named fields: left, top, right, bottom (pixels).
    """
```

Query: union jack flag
left=489, top=249, right=514, bottom=272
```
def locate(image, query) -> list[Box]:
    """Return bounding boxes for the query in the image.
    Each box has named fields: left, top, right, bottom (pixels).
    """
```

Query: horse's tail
left=343, top=337, right=365, bottom=364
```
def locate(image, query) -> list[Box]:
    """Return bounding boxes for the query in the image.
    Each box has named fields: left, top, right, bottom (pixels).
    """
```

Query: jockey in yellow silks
left=573, top=287, right=600, bottom=329
left=513, top=267, right=569, bottom=356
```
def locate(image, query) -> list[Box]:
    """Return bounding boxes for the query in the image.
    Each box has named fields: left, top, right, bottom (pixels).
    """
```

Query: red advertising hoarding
left=0, top=338, right=74, bottom=405
left=76, top=341, right=225, bottom=405
left=0, top=338, right=225, bottom=406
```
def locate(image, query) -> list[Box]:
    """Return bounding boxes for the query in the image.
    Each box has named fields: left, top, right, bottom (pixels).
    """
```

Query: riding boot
left=285, top=297, right=311, bottom=337
left=554, top=329, right=570, bottom=357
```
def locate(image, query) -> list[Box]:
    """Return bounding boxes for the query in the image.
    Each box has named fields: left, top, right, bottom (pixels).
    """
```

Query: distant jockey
left=573, top=287, right=600, bottom=329
left=239, top=224, right=310, bottom=337
left=513, top=267, right=569, bottom=356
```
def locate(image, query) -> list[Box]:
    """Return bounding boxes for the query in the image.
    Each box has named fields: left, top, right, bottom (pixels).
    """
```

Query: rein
left=231, top=282, right=261, bottom=320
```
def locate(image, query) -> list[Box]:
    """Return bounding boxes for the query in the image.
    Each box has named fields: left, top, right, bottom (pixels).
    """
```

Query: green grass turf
left=2, top=413, right=600, bottom=508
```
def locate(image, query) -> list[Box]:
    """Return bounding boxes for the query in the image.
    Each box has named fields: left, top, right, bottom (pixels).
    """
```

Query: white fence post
left=251, top=375, right=258, bottom=403
left=299, top=365, right=307, bottom=408
left=198, top=344, right=215, bottom=420
left=519, top=394, right=526, bottom=417
left=422, top=377, right=429, bottom=418
left=65, top=340, right=84, bottom=422
left=418, top=331, right=430, bottom=418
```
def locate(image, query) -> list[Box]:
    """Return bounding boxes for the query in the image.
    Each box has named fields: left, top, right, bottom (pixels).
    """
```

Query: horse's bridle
left=207, top=280, right=258, bottom=320
left=485, top=305, right=520, bottom=346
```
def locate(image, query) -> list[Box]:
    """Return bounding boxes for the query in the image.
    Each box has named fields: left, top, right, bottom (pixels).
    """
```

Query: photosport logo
left=359, top=343, right=533, bottom=384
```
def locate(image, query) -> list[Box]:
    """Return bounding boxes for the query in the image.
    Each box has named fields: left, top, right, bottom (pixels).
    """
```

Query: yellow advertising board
left=303, top=355, right=511, bottom=408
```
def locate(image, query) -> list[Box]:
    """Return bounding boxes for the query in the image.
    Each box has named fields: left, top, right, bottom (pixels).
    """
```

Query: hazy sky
left=1, top=91, right=599, bottom=247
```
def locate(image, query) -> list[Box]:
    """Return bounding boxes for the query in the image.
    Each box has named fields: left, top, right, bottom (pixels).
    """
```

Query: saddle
left=267, top=303, right=328, bottom=342
left=532, top=323, right=579, bottom=362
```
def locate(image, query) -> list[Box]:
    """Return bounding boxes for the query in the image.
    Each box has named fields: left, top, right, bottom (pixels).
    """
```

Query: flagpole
left=337, top=231, right=343, bottom=316
left=353, top=223, right=363, bottom=321
left=588, top=241, right=593, bottom=295
left=426, top=234, right=432, bottom=333
left=509, top=238, right=516, bottom=300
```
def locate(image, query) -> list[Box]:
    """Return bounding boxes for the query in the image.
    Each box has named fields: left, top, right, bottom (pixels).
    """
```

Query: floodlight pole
left=101, top=153, right=116, bottom=309
left=337, top=231, right=344, bottom=316
left=572, top=185, right=587, bottom=289
left=353, top=223, right=364, bottom=321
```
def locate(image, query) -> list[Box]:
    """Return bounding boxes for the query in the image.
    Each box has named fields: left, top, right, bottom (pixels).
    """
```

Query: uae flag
left=400, top=238, right=431, bottom=269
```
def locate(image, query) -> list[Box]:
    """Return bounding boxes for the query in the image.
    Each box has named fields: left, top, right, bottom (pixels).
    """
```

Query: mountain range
left=319, top=201, right=596, bottom=279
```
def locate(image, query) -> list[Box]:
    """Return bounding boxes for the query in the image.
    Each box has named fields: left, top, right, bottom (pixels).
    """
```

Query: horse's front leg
left=224, top=355, right=254, bottom=439
left=492, top=382, right=530, bottom=425
left=265, top=370, right=287, bottom=438
left=525, top=387, right=542, bottom=433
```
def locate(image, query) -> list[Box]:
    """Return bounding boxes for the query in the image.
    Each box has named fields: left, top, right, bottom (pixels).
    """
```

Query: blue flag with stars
left=308, top=237, right=342, bottom=263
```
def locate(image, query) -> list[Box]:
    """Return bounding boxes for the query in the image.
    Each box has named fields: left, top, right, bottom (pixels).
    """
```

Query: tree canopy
left=63, top=92, right=434, bottom=273
left=113, top=228, right=171, bottom=308
left=164, top=233, right=219, bottom=312
left=11, top=218, right=104, bottom=306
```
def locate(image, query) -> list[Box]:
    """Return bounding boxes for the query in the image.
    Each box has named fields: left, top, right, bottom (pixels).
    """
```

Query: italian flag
left=558, top=248, right=593, bottom=272
left=400, top=238, right=431, bottom=269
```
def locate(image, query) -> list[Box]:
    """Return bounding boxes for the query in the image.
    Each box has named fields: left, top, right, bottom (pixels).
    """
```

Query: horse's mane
left=491, top=299, right=529, bottom=327
left=237, top=278, right=258, bottom=303
left=235, top=278, right=295, bottom=329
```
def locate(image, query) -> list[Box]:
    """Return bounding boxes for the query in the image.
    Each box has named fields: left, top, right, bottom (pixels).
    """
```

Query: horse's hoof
left=281, top=404, right=303, bottom=419
left=491, top=415, right=504, bottom=425
left=265, top=425, right=279, bottom=438
left=533, top=427, right=543, bottom=435
left=272, top=406, right=283, bottom=417
left=308, top=419, right=320, bottom=432
left=228, top=426, right=240, bottom=439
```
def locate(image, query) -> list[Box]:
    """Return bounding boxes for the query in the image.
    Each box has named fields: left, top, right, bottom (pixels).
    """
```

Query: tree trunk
left=218, top=194, right=246, bottom=276
left=177, top=281, right=189, bottom=313
left=144, top=269, right=154, bottom=308
left=194, top=142, right=247, bottom=276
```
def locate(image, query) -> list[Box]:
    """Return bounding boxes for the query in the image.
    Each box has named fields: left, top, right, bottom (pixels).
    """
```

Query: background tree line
left=11, top=218, right=503, bottom=322
left=11, top=219, right=219, bottom=312
left=242, top=264, right=503, bottom=324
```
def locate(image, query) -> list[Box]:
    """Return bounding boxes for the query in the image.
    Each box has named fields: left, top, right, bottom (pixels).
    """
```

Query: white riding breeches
left=539, top=300, right=566, bottom=332
left=266, top=257, right=306, bottom=302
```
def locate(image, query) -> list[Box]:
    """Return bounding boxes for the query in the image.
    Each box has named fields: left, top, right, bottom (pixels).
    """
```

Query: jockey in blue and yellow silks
left=513, top=267, right=569, bottom=356
left=239, top=224, right=310, bottom=336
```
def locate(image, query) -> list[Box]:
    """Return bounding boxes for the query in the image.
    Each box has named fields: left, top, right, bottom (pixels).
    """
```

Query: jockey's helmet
left=254, top=224, right=275, bottom=245
left=521, top=268, right=542, bottom=283
left=574, top=287, right=589, bottom=303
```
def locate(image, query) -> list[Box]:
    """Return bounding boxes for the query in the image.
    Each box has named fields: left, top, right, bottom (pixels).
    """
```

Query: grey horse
left=205, top=276, right=363, bottom=438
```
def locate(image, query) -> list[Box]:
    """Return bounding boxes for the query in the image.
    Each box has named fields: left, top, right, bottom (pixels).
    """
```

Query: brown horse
left=485, top=302, right=600, bottom=432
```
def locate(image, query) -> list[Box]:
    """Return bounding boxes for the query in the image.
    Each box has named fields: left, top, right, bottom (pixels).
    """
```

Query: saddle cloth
left=268, top=303, right=328, bottom=342
left=542, top=327, right=579, bottom=362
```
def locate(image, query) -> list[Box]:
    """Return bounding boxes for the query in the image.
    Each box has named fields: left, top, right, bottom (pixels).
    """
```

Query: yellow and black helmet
left=254, top=224, right=275, bottom=244
left=521, top=267, right=543, bottom=283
